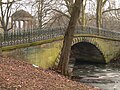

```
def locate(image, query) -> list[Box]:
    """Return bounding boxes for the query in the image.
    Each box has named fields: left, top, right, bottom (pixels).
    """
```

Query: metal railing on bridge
left=1, top=26, right=120, bottom=47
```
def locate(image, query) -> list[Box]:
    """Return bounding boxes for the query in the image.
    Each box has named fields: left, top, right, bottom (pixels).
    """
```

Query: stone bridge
left=70, top=35, right=120, bottom=64
left=55, top=34, right=120, bottom=67
left=1, top=26, right=120, bottom=64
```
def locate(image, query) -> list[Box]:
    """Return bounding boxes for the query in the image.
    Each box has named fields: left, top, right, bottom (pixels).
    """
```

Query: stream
left=72, top=61, right=120, bottom=90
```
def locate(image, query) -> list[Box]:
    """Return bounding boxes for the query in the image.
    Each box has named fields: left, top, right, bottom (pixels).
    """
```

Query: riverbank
left=0, top=56, right=100, bottom=90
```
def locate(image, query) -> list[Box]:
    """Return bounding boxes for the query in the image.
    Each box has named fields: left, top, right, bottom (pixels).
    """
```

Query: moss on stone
left=1, top=34, right=120, bottom=64
left=2, top=36, right=63, bottom=51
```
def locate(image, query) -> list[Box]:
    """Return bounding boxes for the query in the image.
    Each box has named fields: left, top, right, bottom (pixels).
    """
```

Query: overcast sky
left=1, top=0, right=120, bottom=17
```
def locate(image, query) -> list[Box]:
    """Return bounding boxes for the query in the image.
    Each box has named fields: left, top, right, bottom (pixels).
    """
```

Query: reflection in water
left=73, top=61, right=120, bottom=90
left=3, top=41, right=62, bottom=68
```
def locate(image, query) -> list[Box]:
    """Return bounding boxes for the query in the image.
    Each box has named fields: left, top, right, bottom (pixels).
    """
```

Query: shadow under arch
left=70, top=42, right=105, bottom=64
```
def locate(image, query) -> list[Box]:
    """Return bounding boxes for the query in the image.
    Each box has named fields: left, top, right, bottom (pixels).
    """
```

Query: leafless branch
left=102, top=8, right=120, bottom=14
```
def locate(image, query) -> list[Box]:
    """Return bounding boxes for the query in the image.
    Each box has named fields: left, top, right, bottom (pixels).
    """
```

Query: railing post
left=0, top=33, right=2, bottom=54
left=28, top=29, right=31, bottom=43
left=97, top=27, right=100, bottom=35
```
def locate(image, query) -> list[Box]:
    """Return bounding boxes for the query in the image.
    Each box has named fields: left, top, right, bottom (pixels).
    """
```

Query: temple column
left=26, top=21, right=28, bottom=30
left=14, top=20, right=17, bottom=30
left=31, top=20, right=33, bottom=29
left=27, top=20, right=31, bottom=30
left=18, top=20, right=21, bottom=30
left=23, top=20, right=26, bottom=30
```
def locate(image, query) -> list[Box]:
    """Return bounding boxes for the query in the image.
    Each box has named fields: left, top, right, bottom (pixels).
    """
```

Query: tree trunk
left=4, top=29, right=8, bottom=41
left=96, top=0, right=103, bottom=34
left=82, top=0, right=86, bottom=30
left=38, top=0, right=44, bottom=28
left=58, top=0, right=83, bottom=76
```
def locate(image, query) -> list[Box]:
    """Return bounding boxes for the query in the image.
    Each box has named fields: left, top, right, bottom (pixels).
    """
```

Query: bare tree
left=31, top=0, right=56, bottom=28
left=0, top=0, right=21, bottom=40
left=0, top=0, right=14, bottom=32
left=58, top=0, right=83, bottom=76
left=81, top=0, right=87, bottom=29
left=96, top=0, right=107, bottom=29
left=102, top=0, right=120, bottom=31
left=50, top=0, right=87, bottom=27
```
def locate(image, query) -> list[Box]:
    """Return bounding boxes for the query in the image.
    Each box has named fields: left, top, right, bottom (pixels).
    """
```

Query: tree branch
left=102, top=8, right=120, bottom=14
left=52, top=9, right=70, bottom=19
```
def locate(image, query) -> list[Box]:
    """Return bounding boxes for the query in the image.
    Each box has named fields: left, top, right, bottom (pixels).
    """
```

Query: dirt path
left=0, top=56, right=100, bottom=90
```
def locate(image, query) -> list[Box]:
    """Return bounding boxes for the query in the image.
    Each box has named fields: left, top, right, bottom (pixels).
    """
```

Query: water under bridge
left=1, top=26, right=120, bottom=64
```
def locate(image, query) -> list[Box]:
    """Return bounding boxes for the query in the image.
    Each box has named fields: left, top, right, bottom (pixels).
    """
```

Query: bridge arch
left=69, top=37, right=106, bottom=66
left=70, top=42, right=105, bottom=64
